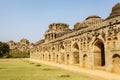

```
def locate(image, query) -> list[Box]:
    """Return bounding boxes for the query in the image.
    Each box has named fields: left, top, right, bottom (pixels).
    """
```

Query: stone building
left=30, top=3, right=120, bottom=73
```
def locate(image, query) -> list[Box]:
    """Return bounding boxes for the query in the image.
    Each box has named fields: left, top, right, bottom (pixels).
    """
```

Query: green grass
left=0, top=59, right=101, bottom=80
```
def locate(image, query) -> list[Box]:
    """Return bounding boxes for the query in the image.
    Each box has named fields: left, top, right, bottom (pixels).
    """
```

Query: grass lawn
left=0, top=59, right=101, bottom=80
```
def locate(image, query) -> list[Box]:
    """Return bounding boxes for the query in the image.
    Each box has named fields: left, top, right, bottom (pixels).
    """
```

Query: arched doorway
left=112, top=54, right=120, bottom=73
left=53, top=53, right=55, bottom=62
left=93, top=39, right=105, bottom=67
left=83, top=54, right=88, bottom=68
left=52, top=47, right=55, bottom=62
left=43, top=54, right=45, bottom=60
left=67, top=54, right=70, bottom=64
left=56, top=55, right=59, bottom=63
left=72, top=42, right=79, bottom=64
left=60, top=44, right=65, bottom=63
left=45, top=53, right=47, bottom=61
left=49, top=54, right=51, bottom=61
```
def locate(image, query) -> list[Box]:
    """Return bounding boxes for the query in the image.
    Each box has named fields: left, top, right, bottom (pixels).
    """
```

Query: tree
left=0, top=42, right=10, bottom=58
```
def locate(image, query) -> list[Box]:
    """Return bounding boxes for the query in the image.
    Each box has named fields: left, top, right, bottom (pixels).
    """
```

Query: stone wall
left=30, top=3, right=120, bottom=74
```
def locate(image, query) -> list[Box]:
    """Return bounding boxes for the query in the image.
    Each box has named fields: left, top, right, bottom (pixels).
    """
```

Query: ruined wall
left=7, top=38, right=34, bottom=52
left=44, top=23, right=72, bottom=42
left=30, top=3, right=120, bottom=74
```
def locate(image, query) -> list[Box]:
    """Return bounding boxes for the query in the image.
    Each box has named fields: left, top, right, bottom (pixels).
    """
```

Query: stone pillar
left=59, top=52, right=63, bottom=64
left=64, top=53, right=67, bottom=64
left=105, top=41, right=113, bottom=72
left=89, top=43, right=94, bottom=69
left=46, top=35, right=48, bottom=41
left=50, top=34, right=52, bottom=40
left=53, top=33, right=55, bottom=39
left=69, top=51, right=74, bottom=65
left=47, top=34, right=49, bottom=40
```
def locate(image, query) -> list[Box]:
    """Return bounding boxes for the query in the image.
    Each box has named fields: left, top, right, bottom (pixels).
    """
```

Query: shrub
left=60, top=74, right=70, bottom=77
left=9, top=51, right=30, bottom=58
left=0, top=42, right=10, bottom=58
left=36, top=64, right=41, bottom=67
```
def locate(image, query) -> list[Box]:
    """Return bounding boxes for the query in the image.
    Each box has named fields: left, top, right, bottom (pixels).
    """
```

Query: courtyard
left=0, top=59, right=102, bottom=80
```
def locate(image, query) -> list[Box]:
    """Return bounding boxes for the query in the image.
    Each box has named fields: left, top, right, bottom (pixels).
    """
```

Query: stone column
left=105, top=41, right=113, bottom=72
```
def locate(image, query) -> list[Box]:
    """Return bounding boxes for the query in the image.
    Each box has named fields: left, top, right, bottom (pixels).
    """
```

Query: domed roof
left=112, top=3, right=120, bottom=11
left=85, top=15, right=101, bottom=20
left=106, top=3, right=120, bottom=19
left=74, top=15, right=103, bottom=30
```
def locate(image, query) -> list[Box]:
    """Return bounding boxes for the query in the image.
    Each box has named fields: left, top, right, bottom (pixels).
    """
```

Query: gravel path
left=26, top=59, right=120, bottom=80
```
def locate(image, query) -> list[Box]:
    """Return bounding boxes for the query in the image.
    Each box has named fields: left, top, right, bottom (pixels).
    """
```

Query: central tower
left=45, top=23, right=71, bottom=42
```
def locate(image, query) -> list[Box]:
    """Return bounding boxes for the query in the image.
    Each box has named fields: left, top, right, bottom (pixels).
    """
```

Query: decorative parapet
left=42, top=16, right=120, bottom=45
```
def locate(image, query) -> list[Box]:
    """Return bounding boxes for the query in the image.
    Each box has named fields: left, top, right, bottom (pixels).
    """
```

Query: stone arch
left=113, top=36, right=118, bottom=48
left=45, top=50, right=48, bottom=61
left=43, top=54, right=45, bottom=60
left=90, top=35, right=105, bottom=47
left=72, top=42, right=79, bottom=64
left=83, top=54, right=88, bottom=68
left=48, top=54, right=51, bottom=61
left=52, top=46, right=55, bottom=52
left=67, top=54, right=70, bottom=64
left=53, top=53, right=55, bottom=62
left=45, top=53, right=47, bottom=61
left=112, top=54, right=120, bottom=73
left=93, top=38, right=105, bottom=67
left=60, top=43, right=65, bottom=63
left=61, top=43, right=65, bottom=50
left=56, top=55, right=59, bottom=63
left=52, top=46, right=55, bottom=62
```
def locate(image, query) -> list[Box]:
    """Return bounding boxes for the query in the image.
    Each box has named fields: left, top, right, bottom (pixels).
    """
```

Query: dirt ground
left=26, top=59, right=120, bottom=80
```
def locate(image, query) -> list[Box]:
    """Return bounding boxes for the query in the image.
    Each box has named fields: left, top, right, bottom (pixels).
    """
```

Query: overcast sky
left=0, top=0, right=120, bottom=43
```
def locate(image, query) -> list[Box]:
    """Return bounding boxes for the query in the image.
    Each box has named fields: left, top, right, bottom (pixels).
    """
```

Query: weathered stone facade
left=30, top=3, right=120, bottom=73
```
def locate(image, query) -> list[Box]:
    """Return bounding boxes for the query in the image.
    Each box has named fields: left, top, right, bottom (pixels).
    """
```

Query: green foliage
left=0, top=41, right=30, bottom=58
left=0, top=42, right=10, bottom=58
left=9, top=51, right=30, bottom=58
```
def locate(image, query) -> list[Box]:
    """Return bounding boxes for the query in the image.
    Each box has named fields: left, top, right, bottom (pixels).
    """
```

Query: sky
left=0, top=0, right=120, bottom=43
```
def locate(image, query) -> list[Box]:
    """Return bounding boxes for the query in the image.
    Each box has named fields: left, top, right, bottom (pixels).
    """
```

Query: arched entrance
left=93, top=39, right=105, bottom=67
left=53, top=53, right=55, bottom=62
left=67, top=54, right=70, bottom=64
left=72, top=42, right=79, bottom=64
left=60, top=44, right=65, bottom=63
left=52, top=47, right=55, bottom=62
left=43, top=54, right=45, bottom=60
left=112, top=54, right=120, bottom=73
left=56, top=55, right=59, bottom=63
left=45, top=53, right=47, bottom=61
left=49, top=54, right=51, bottom=61
left=83, top=54, right=88, bottom=68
